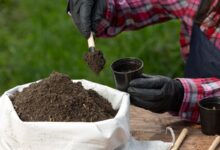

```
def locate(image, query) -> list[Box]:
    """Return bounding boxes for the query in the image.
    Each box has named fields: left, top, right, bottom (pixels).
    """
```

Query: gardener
left=66, top=0, right=220, bottom=123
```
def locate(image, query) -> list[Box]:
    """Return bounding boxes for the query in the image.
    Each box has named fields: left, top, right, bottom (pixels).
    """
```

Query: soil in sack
left=10, top=72, right=117, bottom=122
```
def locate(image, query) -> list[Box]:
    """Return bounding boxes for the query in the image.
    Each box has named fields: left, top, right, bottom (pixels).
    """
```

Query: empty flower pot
left=111, top=57, right=144, bottom=91
left=198, top=97, right=220, bottom=135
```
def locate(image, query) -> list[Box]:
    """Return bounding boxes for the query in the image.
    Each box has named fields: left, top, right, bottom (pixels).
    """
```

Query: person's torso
left=180, top=0, right=220, bottom=61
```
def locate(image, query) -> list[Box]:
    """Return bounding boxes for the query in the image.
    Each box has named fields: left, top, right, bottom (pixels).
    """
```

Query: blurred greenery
left=0, top=0, right=184, bottom=94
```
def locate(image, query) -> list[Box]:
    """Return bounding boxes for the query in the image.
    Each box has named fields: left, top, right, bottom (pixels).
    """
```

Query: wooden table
left=130, top=105, right=220, bottom=150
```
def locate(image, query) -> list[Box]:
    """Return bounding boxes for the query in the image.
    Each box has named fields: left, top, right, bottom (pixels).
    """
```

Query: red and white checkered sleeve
left=95, top=0, right=189, bottom=37
left=178, top=78, right=220, bottom=123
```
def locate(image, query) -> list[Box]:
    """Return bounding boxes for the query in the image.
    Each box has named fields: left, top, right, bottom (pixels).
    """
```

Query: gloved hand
left=66, top=0, right=106, bottom=38
left=128, top=75, right=184, bottom=113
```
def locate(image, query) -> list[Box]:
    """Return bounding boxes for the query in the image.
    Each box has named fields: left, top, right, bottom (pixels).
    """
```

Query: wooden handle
left=87, top=32, right=95, bottom=48
left=208, top=136, right=220, bottom=150
left=171, top=128, right=188, bottom=150
left=67, top=12, right=72, bottom=16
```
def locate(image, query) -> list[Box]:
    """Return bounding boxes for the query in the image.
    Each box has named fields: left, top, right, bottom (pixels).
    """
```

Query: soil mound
left=11, top=72, right=117, bottom=122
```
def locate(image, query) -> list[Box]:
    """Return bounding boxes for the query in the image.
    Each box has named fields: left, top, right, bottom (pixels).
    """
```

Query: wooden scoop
left=84, top=32, right=105, bottom=74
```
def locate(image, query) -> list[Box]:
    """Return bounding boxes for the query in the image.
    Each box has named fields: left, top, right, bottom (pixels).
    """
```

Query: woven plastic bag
left=0, top=80, right=173, bottom=150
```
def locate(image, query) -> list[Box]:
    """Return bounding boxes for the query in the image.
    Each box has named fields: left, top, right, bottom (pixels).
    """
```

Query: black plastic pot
left=111, top=57, right=144, bottom=91
left=198, top=97, right=220, bottom=135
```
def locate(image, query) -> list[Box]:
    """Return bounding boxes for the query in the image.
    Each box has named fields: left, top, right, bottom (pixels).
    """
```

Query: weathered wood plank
left=130, top=105, right=220, bottom=150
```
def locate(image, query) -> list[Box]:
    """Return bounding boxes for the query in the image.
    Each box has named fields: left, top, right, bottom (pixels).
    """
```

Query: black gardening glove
left=66, top=0, right=106, bottom=38
left=128, top=75, right=184, bottom=113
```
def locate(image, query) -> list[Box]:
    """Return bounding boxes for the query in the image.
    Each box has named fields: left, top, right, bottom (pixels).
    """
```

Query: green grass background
left=0, top=0, right=184, bottom=94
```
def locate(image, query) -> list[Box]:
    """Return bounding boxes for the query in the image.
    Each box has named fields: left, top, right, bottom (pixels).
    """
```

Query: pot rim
left=198, top=97, right=220, bottom=111
left=111, top=57, right=144, bottom=75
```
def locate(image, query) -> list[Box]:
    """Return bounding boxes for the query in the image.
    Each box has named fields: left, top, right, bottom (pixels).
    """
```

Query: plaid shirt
left=96, top=0, right=220, bottom=122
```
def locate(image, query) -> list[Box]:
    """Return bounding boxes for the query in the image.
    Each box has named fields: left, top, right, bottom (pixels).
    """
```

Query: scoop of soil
left=10, top=72, right=117, bottom=122
left=84, top=50, right=105, bottom=74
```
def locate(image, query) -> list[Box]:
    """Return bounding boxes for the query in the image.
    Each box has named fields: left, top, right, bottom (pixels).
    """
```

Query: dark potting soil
left=10, top=72, right=117, bottom=122
left=84, top=50, right=105, bottom=74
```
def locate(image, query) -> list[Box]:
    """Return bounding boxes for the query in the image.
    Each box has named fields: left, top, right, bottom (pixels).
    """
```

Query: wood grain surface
left=130, top=105, right=220, bottom=150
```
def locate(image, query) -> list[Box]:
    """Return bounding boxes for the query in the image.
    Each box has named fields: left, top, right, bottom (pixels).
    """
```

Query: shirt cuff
left=177, top=78, right=204, bottom=123
left=95, top=0, right=116, bottom=37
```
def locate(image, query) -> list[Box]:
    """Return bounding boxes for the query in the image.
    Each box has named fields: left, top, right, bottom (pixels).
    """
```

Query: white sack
left=0, top=80, right=173, bottom=150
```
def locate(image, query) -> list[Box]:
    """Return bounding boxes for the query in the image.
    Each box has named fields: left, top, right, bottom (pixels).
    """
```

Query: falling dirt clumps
left=10, top=72, right=117, bottom=122
left=84, top=50, right=106, bottom=74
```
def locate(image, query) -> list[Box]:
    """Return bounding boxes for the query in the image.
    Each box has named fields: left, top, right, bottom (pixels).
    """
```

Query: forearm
left=178, top=77, right=220, bottom=123
left=96, top=0, right=187, bottom=37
